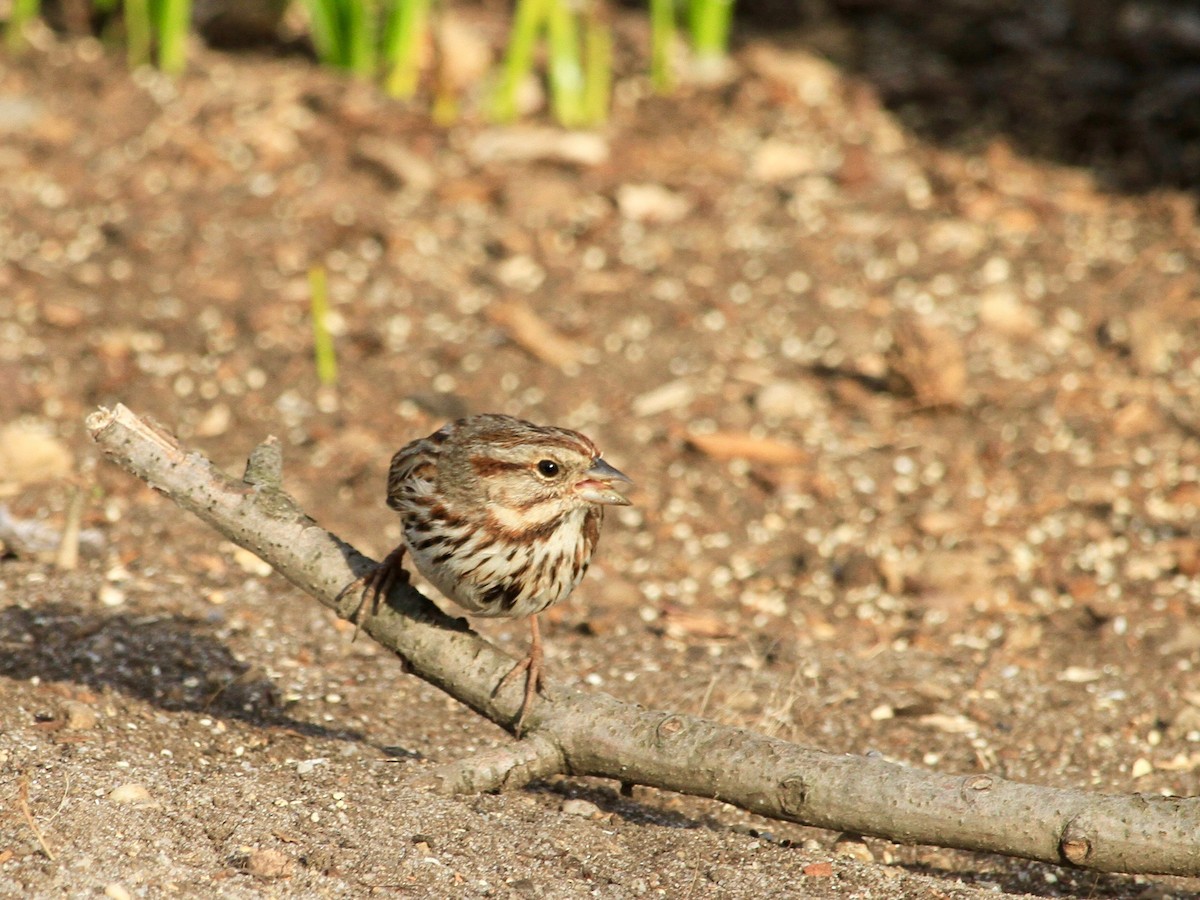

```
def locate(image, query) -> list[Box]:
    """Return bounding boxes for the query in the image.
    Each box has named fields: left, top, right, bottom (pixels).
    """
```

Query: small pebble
left=561, top=798, right=601, bottom=818
left=108, top=783, right=152, bottom=805
left=750, top=139, right=819, bottom=182
left=230, top=546, right=273, bottom=577
left=61, top=700, right=99, bottom=730
left=832, top=834, right=875, bottom=862
left=103, top=884, right=132, bottom=900
left=244, top=848, right=293, bottom=879
left=616, top=183, right=691, bottom=224
left=97, top=584, right=126, bottom=608
left=978, top=287, right=1038, bottom=338
left=755, top=380, right=826, bottom=420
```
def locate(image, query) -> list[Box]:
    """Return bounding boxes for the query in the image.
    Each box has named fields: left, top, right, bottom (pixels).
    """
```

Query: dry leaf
left=468, top=128, right=609, bottom=167
left=632, top=379, right=696, bottom=417
left=917, top=713, right=979, bottom=734
left=1155, top=753, right=1200, bottom=772
left=658, top=605, right=736, bottom=640
left=486, top=300, right=585, bottom=371
left=687, top=431, right=808, bottom=465
left=886, top=317, right=967, bottom=407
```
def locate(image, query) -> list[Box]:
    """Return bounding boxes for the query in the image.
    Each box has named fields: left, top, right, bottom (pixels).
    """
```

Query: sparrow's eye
left=536, top=459, right=560, bottom=478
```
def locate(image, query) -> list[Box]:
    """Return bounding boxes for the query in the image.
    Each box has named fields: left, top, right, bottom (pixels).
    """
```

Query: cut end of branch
left=84, top=405, right=118, bottom=437
left=86, top=404, right=187, bottom=462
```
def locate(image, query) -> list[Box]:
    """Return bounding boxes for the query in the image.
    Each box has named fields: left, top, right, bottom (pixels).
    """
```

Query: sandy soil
left=2, top=9, right=1200, bottom=898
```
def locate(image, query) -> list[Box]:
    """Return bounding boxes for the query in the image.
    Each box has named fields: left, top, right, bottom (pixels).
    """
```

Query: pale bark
left=86, top=404, right=1200, bottom=877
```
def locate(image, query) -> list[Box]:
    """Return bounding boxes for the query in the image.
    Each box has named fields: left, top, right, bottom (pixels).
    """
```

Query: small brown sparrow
left=350, top=414, right=631, bottom=732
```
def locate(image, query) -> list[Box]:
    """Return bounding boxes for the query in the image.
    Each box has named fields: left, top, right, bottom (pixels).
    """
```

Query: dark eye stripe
left=469, top=457, right=527, bottom=477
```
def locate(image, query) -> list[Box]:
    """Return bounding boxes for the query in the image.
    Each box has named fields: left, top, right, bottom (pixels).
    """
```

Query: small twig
left=485, top=299, right=587, bottom=373
left=54, top=484, right=85, bottom=571
left=45, top=773, right=72, bottom=828
left=17, top=772, right=56, bottom=861
left=694, top=672, right=719, bottom=719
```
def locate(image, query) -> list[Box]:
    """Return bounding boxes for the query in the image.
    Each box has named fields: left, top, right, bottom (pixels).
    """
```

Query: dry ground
left=2, top=10, right=1200, bottom=898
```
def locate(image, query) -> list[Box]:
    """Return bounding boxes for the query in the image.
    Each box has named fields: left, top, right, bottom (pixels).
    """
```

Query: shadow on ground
left=0, top=601, right=364, bottom=743
left=743, top=0, right=1200, bottom=193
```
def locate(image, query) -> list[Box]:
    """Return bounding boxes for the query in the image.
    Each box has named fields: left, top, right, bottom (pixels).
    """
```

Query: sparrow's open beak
left=575, top=457, right=633, bottom=506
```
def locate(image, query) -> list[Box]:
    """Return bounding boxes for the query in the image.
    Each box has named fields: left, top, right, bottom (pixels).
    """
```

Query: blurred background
left=1, top=2, right=1199, bottom=896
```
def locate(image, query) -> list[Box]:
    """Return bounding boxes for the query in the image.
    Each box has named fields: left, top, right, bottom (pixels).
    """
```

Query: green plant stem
left=383, top=0, right=431, bottom=98
left=582, top=10, right=611, bottom=125
left=546, top=0, right=584, bottom=127
left=649, top=0, right=675, bottom=93
left=430, top=12, right=459, bottom=125
left=126, top=0, right=152, bottom=67
left=688, top=0, right=732, bottom=61
left=155, top=0, right=191, bottom=74
left=491, top=0, right=548, bottom=122
left=5, top=0, right=41, bottom=52
left=303, top=0, right=346, bottom=67
left=346, top=0, right=378, bottom=78
left=308, top=267, right=339, bottom=387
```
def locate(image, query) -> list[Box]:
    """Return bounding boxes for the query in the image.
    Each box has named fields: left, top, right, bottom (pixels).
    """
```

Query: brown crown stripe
left=476, top=425, right=597, bottom=456
left=469, top=456, right=528, bottom=477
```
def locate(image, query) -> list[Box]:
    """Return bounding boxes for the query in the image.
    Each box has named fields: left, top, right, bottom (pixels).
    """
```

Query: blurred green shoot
left=382, top=0, right=431, bottom=97
left=302, top=0, right=380, bottom=77
left=346, top=0, right=377, bottom=77
left=125, top=0, right=152, bottom=67
left=124, top=0, right=192, bottom=73
left=546, top=0, right=584, bottom=126
left=492, top=0, right=611, bottom=127
left=688, top=0, right=732, bottom=67
left=582, top=8, right=611, bottom=125
left=303, top=0, right=341, bottom=67
left=5, top=0, right=42, bottom=53
left=490, top=0, right=546, bottom=123
left=156, top=0, right=191, bottom=74
left=648, top=0, right=675, bottom=93
left=429, top=15, right=459, bottom=125
left=308, top=266, right=339, bottom=387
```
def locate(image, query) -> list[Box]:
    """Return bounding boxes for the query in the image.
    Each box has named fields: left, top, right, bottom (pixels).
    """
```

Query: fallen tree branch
left=86, top=404, right=1200, bottom=877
